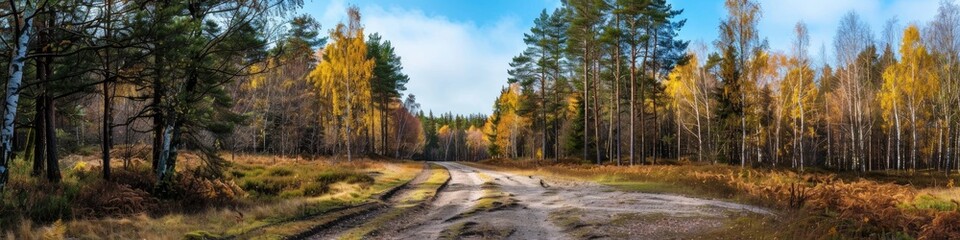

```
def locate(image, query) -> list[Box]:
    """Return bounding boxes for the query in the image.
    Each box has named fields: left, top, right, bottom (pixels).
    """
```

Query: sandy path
left=387, top=162, right=487, bottom=239
left=389, top=162, right=767, bottom=240
left=314, top=162, right=770, bottom=239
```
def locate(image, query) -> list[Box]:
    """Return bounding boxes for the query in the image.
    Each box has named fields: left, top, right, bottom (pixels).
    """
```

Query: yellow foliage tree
left=880, top=25, right=937, bottom=169
left=484, top=84, right=527, bottom=158
left=665, top=53, right=713, bottom=162
left=307, top=6, right=375, bottom=161
left=780, top=56, right=818, bottom=170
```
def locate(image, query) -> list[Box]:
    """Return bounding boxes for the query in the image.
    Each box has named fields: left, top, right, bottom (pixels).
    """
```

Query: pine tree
left=368, top=33, right=410, bottom=156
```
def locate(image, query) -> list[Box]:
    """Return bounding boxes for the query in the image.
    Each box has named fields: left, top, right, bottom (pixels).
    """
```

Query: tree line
left=482, top=0, right=960, bottom=173
left=0, top=1, right=431, bottom=194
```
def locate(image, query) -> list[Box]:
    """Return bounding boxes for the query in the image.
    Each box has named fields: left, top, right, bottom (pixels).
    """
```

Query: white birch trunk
left=0, top=2, right=37, bottom=192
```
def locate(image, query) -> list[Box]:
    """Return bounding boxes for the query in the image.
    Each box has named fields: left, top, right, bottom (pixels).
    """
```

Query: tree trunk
left=583, top=41, right=589, bottom=161
left=44, top=94, right=61, bottom=183
left=32, top=96, right=46, bottom=177
left=629, top=40, right=636, bottom=166
left=593, top=61, right=602, bottom=164
left=910, top=101, right=918, bottom=170
left=0, top=2, right=37, bottom=192
left=101, top=0, right=114, bottom=180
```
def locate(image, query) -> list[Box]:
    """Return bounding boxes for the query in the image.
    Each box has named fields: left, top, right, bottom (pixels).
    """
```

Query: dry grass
left=471, top=159, right=960, bottom=239
left=2, top=153, right=423, bottom=239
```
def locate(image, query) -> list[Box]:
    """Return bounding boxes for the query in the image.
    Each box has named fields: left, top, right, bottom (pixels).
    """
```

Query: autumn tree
left=394, top=94, right=423, bottom=158
left=309, top=6, right=375, bottom=162
left=926, top=0, right=960, bottom=173
left=238, top=15, right=326, bottom=156
left=714, top=0, right=763, bottom=167
left=486, top=84, right=527, bottom=158
left=832, top=12, right=877, bottom=171
left=665, top=52, right=715, bottom=162
left=781, top=22, right=819, bottom=170
left=881, top=25, right=937, bottom=170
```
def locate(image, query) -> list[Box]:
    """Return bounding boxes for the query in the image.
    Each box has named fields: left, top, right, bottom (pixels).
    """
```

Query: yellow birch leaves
left=308, top=7, right=375, bottom=138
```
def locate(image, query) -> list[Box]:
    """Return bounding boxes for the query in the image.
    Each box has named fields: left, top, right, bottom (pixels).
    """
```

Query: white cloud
left=317, top=0, right=526, bottom=116
left=757, top=0, right=940, bottom=65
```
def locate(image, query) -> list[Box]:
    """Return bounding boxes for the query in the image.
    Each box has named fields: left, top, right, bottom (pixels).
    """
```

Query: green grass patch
left=904, top=194, right=959, bottom=211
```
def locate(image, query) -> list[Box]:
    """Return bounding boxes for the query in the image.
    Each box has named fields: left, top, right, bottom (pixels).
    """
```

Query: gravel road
left=368, top=162, right=770, bottom=240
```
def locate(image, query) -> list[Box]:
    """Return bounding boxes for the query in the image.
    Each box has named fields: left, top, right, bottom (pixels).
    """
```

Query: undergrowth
left=1, top=153, right=411, bottom=239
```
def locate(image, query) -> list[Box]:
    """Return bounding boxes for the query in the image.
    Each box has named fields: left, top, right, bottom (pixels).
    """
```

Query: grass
left=547, top=208, right=603, bottom=239
left=338, top=163, right=451, bottom=240
left=438, top=221, right=514, bottom=240
left=455, top=173, right=515, bottom=219
left=439, top=221, right=473, bottom=240
left=224, top=161, right=424, bottom=239
left=2, top=153, right=424, bottom=239
left=468, top=158, right=960, bottom=239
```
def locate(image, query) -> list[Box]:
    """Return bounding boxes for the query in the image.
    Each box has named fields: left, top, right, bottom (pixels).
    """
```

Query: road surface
left=313, top=162, right=769, bottom=239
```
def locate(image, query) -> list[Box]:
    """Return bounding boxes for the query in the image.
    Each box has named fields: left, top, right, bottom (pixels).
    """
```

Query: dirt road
left=312, top=162, right=770, bottom=239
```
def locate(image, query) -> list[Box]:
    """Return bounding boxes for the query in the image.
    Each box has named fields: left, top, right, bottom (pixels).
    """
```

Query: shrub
left=72, top=181, right=158, bottom=219
left=240, top=176, right=299, bottom=197
left=3, top=179, right=78, bottom=224
left=301, top=182, right=329, bottom=197
left=266, top=166, right=295, bottom=177
left=920, top=211, right=960, bottom=239
left=316, top=171, right=373, bottom=186
left=174, top=171, right=246, bottom=210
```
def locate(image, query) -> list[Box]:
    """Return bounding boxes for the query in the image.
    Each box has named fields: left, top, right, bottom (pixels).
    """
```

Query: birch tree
left=0, top=0, right=39, bottom=192
left=882, top=25, right=937, bottom=171
left=309, top=6, right=374, bottom=162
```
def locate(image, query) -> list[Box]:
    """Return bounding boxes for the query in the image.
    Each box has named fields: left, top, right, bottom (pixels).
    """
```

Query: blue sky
left=302, top=0, right=940, bottom=116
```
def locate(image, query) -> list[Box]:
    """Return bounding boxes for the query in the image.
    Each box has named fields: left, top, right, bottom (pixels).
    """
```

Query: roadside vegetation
left=471, top=158, right=960, bottom=239
left=2, top=151, right=421, bottom=239
left=338, top=163, right=450, bottom=240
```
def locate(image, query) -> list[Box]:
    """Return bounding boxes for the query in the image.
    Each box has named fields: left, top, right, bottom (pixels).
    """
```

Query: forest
left=1, top=0, right=959, bottom=239
left=482, top=0, right=960, bottom=174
